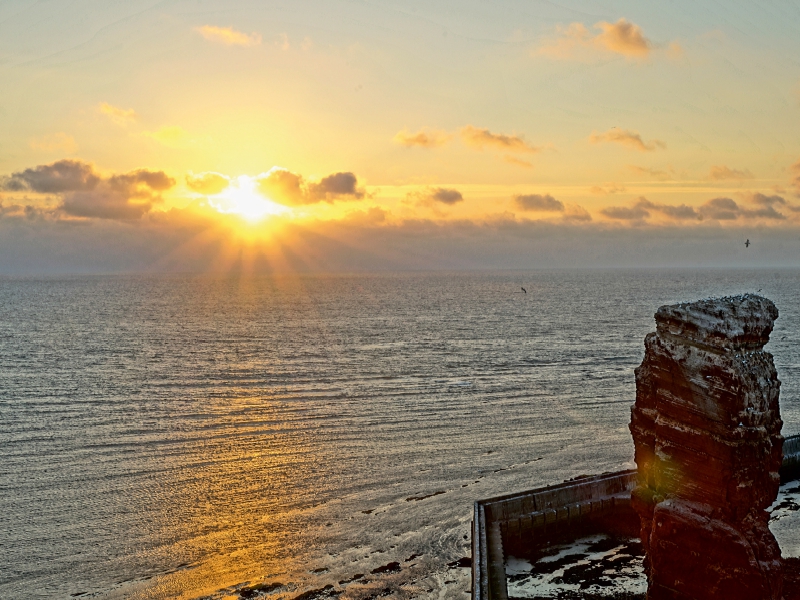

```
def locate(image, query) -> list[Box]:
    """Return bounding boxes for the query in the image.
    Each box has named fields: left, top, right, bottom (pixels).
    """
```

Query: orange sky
left=1, top=1, right=800, bottom=272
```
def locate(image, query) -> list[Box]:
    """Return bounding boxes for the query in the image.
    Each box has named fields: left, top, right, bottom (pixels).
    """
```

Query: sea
left=1, top=269, right=799, bottom=600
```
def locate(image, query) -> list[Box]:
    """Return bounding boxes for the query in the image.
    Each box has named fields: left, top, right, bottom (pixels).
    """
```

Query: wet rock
left=239, top=582, right=284, bottom=598
left=292, top=584, right=339, bottom=600
left=630, top=295, right=784, bottom=600
left=370, top=562, right=401, bottom=575
left=405, top=490, right=445, bottom=501
left=446, top=556, right=472, bottom=568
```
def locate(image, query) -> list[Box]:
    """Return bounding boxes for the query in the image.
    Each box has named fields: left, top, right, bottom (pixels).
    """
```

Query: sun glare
left=209, top=175, right=287, bottom=222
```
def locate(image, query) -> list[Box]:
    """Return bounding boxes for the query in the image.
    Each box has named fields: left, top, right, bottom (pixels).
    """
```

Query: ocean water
left=1, top=269, right=799, bottom=600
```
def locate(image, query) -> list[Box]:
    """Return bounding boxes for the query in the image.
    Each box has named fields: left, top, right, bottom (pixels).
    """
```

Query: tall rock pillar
left=630, top=295, right=784, bottom=600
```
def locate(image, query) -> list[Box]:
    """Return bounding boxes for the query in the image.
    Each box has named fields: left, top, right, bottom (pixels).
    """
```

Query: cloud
left=408, top=187, right=464, bottom=208
left=461, top=125, right=540, bottom=154
left=257, top=168, right=306, bottom=205
left=740, top=193, right=789, bottom=219
left=600, top=202, right=651, bottom=222
left=590, top=128, right=665, bottom=152
left=186, top=172, right=230, bottom=195
left=601, top=194, right=795, bottom=223
left=697, top=196, right=788, bottom=221
left=563, top=204, right=592, bottom=222
left=504, top=155, right=533, bottom=168
left=430, top=188, right=463, bottom=205
left=538, top=18, right=654, bottom=60
left=601, top=197, right=700, bottom=222
left=651, top=202, right=701, bottom=220
left=709, top=165, right=754, bottom=181
left=342, top=206, right=389, bottom=226
left=700, top=197, right=739, bottom=220
left=29, top=133, right=78, bottom=154
left=628, top=165, right=675, bottom=180
left=6, top=202, right=800, bottom=275
left=98, top=102, right=137, bottom=126
left=1, top=160, right=174, bottom=220
left=590, top=183, right=627, bottom=195
left=596, top=19, right=651, bottom=56
left=256, top=168, right=365, bottom=206
left=750, top=193, right=786, bottom=207
left=0, top=201, right=51, bottom=222
left=3, top=159, right=100, bottom=193
left=393, top=128, right=451, bottom=148
left=195, top=25, right=261, bottom=47
left=308, top=172, right=365, bottom=201
left=513, top=194, right=564, bottom=212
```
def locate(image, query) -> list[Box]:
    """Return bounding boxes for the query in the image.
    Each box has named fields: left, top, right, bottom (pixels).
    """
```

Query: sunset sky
left=2, top=0, right=800, bottom=273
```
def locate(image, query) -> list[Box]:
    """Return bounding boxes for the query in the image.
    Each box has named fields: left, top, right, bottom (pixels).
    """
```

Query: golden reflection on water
left=9, top=272, right=797, bottom=599
left=117, top=393, right=319, bottom=600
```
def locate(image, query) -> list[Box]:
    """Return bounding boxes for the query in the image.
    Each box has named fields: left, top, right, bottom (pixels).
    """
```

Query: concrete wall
left=472, top=433, right=800, bottom=600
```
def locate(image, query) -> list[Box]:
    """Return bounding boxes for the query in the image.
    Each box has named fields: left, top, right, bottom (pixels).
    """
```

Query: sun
left=208, top=175, right=288, bottom=222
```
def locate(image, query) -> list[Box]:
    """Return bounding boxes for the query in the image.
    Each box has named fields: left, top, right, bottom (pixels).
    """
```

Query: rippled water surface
left=1, top=270, right=799, bottom=599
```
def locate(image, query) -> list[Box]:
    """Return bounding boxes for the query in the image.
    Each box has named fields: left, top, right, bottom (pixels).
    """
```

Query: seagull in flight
left=745, top=239, right=750, bottom=248
left=521, top=287, right=527, bottom=294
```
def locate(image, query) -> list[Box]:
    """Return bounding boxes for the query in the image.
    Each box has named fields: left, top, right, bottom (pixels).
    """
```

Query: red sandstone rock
left=630, top=295, right=784, bottom=600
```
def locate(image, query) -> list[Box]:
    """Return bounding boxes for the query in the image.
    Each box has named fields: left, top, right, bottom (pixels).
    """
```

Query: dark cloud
left=406, top=187, right=464, bottom=214
left=2, top=159, right=100, bottom=193
left=602, top=197, right=700, bottom=221
left=699, top=197, right=738, bottom=220
left=0, top=201, right=50, bottom=221
left=514, top=194, right=564, bottom=212
left=423, top=187, right=463, bottom=205
left=430, top=188, right=463, bottom=205
left=743, top=205, right=785, bottom=220
left=738, top=193, right=789, bottom=220
left=750, top=193, right=786, bottom=206
left=1, top=160, right=175, bottom=220
left=601, top=203, right=650, bottom=221
left=7, top=209, right=800, bottom=275
left=257, top=168, right=365, bottom=206
left=563, top=205, right=592, bottom=222
left=652, top=202, right=700, bottom=220
left=603, top=194, right=794, bottom=223
left=308, top=172, right=364, bottom=201
left=698, top=196, right=787, bottom=221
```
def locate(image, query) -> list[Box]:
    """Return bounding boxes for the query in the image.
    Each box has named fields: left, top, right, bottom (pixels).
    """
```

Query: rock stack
left=630, top=295, right=784, bottom=600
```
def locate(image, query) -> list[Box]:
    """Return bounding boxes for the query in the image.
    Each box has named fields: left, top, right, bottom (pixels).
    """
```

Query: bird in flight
left=521, top=287, right=527, bottom=294
left=745, top=239, right=750, bottom=248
